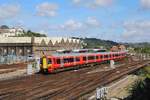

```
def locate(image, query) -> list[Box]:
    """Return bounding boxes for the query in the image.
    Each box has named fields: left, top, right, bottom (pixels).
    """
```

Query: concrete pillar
left=35, top=57, right=40, bottom=72
left=110, top=60, right=115, bottom=69
left=27, top=63, right=33, bottom=75
left=96, top=87, right=108, bottom=100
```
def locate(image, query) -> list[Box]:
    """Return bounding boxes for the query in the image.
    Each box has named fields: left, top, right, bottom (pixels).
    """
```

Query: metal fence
left=0, top=55, right=29, bottom=64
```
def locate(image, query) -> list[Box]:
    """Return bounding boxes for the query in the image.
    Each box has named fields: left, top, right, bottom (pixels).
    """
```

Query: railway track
left=0, top=60, right=149, bottom=100
left=0, top=63, right=27, bottom=74
left=0, top=63, right=27, bottom=69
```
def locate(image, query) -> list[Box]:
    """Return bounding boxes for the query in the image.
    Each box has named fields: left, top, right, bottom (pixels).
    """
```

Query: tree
left=17, top=30, right=47, bottom=37
left=0, top=25, right=9, bottom=29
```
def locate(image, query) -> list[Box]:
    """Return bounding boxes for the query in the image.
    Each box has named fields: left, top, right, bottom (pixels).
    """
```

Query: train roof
left=48, top=51, right=127, bottom=58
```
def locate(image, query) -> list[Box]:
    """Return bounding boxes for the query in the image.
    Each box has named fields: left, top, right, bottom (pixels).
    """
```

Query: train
left=40, top=49, right=127, bottom=73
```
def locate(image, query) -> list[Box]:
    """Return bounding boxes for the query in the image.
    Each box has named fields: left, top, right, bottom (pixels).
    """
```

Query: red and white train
left=40, top=49, right=127, bottom=73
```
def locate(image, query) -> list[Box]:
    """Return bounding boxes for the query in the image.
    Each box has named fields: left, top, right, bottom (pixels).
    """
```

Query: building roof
left=49, top=51, right=127, bottom=57
left=0, top=37, right=32, bottom=43
left=0, top=37, right=81, bottom=44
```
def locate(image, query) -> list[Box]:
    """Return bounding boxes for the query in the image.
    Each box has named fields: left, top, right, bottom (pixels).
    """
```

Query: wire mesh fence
left=0, top=55, right=30, bottom=64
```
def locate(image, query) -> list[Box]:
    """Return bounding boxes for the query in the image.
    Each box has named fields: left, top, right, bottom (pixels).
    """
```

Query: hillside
left=72, top=37, right=119, bottom=49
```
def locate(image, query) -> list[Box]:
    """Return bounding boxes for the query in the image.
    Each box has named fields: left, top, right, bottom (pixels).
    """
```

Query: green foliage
left=0, top=25, right=9, bottom=29
left=17, top=30, right=46, bottom=37
left=135, top=66, right=150, bottom=77
left=80, top=38, right=119, bottom=49
left=134, top=47, right=150, bottom=54
left=126, top=78, right=150, bottom=100
left=126, top=66, right=150, bottom=100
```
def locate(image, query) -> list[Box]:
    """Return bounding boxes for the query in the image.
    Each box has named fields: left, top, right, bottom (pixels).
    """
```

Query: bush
left=126, top=78, right=150, bottom=100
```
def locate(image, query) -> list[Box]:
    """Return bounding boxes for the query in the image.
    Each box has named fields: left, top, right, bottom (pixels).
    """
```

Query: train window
left=104, top=55, right=108, bottom=58
left=109, top=54, right=111, bottom=58
left=56, top=59, right=61, bottom=64
left=75, top=57, right=80, bottom=62
left=69, top=58, right=74, bottom=62
left=113, top=54, right=115, bottom=57
left=63, top=58, right=74, bottom=63
left=100, top=55, right=103, bottom=59
left=96, top=56, right=99, bottom=59
left=109, top=55, right=111, bottom=58
left=83, top=56, right=87, bottom=61
left=88, top=56, right=95, bottom=60
left=115, top=54, right=118, bottom=57
left=47, top=59, right=52, bottom=64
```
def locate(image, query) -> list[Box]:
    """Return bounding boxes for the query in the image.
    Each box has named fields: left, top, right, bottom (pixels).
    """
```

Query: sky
left=0, top=0, right=150, bottom=43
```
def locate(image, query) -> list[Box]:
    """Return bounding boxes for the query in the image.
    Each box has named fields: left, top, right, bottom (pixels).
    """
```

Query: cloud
left=86, top=17, right=100, bottom=27
left=72, top=0, right=113, bottom=8
left=38, top=17, right=101, bottom=36
left=141, top=0, right=150, bottom=9
left=122, top=20, right=150, bottom=42
left=36, top=2, right=58, bottom=17
left=73, top=0, right=81, bottom=4
left=0, top=4, right=20, bottom=20
left=60, top=19, right=84, bottom=31
left=59, top=17, right=100, bottom=31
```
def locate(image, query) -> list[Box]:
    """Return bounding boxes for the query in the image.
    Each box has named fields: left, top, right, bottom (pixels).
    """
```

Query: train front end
left=40, top=55, right=53, bottom=73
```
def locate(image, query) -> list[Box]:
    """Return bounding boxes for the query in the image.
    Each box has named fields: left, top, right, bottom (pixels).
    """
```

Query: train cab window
left=88, top=56, right=95, bottom=60
left=56, top=59, right=61, bottom=64
left=75, top=57, right=80, bottom=62
left=47, top=59, right=52, bottom=64
left=40, top=58, right=43, bottom=64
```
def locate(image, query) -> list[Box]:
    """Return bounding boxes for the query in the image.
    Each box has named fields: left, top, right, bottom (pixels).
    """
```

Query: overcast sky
left=0, top=0, right=150, bottom=43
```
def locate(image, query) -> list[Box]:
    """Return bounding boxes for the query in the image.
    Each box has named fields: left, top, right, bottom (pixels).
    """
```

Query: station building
left=0, top=37, right=82, bottom=56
